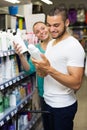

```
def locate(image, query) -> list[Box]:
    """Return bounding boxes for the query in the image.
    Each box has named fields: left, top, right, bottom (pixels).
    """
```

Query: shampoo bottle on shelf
left=1, top=31, right=8, bottom=51
left=6, top=29, right=14, bottom=50
left=0, top=57, right=3, bottom=83
left=3, top=93, right=10, bottom=110
left=10, top=90, right=16, bottom=106
left=0, top=92, right=4, bottom=117
left=28, top=44, right=42, bottom=60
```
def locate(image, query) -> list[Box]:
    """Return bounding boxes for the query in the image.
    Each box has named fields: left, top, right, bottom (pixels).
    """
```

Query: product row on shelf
left=0, top=14, right=26, bottom=30
left=0, top=72, right=35, bottom=125
left=0, top=71, right=27, bottom=90
left=68, top=25, right=87, bottom=49
left=0, top=53, right=24, bottom=84
left=1, top=112, right=41, bottom=130
left=0, top=32, right=41, bottom=129
left=0, top=50, right=15, bottom=57
left=0, top=28, right=39, bottom=52
left=0, top=71, right=38, bottom=130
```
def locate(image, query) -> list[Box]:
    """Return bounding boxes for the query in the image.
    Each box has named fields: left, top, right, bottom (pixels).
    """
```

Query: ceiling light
left=4, top=0, right=20, bottom=4
left=41, top=0, right=53, bottom=5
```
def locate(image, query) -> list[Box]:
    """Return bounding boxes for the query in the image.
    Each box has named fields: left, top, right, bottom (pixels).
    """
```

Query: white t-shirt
left=44, top=36, right=85, bottom=108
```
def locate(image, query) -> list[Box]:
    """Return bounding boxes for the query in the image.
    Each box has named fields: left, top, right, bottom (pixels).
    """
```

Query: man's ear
left=65, top=19, right=70, bottom=27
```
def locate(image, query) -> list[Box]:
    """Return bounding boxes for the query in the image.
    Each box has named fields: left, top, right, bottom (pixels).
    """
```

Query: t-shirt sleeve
left=67, top=43, right=85, bottom=67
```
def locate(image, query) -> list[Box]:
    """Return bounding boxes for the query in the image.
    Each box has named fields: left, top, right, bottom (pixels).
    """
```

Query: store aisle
left=74, top=76, right=87, bottom=130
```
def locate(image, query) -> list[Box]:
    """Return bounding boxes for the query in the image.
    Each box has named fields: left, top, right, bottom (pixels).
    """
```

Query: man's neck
left=53, top=32, right=70, bottom=46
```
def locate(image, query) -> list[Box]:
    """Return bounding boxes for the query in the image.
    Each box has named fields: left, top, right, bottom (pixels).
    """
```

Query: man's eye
left=46, top=24, right=60, bottom=27
left=54, top=24, right=59, bottom=27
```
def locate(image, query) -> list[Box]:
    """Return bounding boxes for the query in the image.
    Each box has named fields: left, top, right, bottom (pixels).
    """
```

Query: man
left=32, top=7, right=85, bottom=130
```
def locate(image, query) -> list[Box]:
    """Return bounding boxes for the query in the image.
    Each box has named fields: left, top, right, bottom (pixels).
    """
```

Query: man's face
left=47, top=15, right=68, bottom=39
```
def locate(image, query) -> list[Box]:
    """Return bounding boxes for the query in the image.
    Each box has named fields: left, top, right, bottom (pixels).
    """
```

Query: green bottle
left=0, top=92, right=4, bottom=116
left=4, top=93, right=10, bottom=109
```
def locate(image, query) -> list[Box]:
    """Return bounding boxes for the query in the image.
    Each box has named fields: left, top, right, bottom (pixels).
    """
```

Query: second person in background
left=13, top=21, right=51, bottom=130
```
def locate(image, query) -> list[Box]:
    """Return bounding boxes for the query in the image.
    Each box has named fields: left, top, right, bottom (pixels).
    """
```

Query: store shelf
left=0, top=50, right=15, bottom=57
left=0, top=107, right=16, bottom=126
left=0, top=44, right=36, bottom=129
left=0, top=71, right=29, bottom=90
left=69, top=25, right=87, bottom=30
left=0, top=91, right=33, bottom=127
left=22, top=113, right=41, bottom=130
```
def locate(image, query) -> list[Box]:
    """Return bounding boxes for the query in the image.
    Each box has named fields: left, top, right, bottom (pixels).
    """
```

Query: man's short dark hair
left=48, top=7, right=68, bottom=22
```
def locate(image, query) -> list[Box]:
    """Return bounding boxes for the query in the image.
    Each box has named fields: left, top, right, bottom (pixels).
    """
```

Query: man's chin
left=52, top=36, right=58, bottom=39
left=51, top=34, right=58, bottom=39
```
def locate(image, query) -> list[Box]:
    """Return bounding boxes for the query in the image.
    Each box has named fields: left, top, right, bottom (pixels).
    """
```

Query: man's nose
left=49, top=26, right=55, bottom=32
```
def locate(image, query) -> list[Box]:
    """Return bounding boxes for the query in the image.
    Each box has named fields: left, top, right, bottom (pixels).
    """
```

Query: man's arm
left=47, top=66, right=84, bottom=90
left=32, top=54, right=84, bottom=91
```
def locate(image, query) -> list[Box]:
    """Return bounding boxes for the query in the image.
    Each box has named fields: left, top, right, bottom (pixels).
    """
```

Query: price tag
left=21, top=104, right=23, bottom=108
left=3, top=52, right=7, bottom=56
left=5, top=83, right=9, bottom=87
left=17, top=77, right=20, bottom=81
left=21, top=75, right=23, bottom=79
left=8, top=51, right=10, bottom=55
left=15, top=110, right=17, bottom=114
left=0, top=85, right=4, bottom=90
left=0, top=121, right=4, bottom=126
left=6, top=116, right=10, bottom=121
left=11, top=112, right=14, bottom=117
left=9, top=81, right=12, bottom=85
left=25, top=100, right=28, bottom=104
left=13, top=79, right=16, bottom=83
left=11, top=50, right=14, bottom=55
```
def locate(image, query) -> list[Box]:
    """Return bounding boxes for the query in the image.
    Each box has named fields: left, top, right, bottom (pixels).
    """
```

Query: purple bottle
left=9, top=124, right=15, bottom=130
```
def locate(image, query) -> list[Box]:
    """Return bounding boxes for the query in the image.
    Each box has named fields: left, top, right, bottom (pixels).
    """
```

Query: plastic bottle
left=15, top=88, right=21, bottom=105
left=28, top=44, right=42, bottom=60
left=6, top=29, right=14, bottom=50
left=1, top=31, right=8, bottom=51
left=0, top=92, right=4, bottom=117
left=9, top=124, right=15, bottom=130
left=0, top=31, right=2, bottom=50
left=0, top=57, right=3, bottom=83
left=1, top=57, right=6, bottom=82
left=13, top=28, right=28, bottom=54
left=10, top=90, right=16, bottom=106
left=3, top=93, right=10, bottom=109
left=5, top=56, right=12, bottom=80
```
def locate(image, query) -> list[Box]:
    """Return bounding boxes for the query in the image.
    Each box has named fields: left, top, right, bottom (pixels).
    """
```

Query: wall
left=42, top=0, right=87, bottom=14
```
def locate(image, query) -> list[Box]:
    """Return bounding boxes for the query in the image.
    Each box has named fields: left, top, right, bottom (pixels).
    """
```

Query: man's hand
left=32, top=54, right=50, bottom=77
left=36, top=69, right=47, bottom=77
